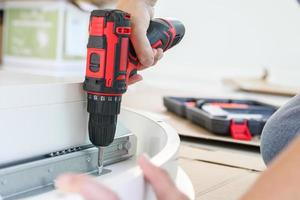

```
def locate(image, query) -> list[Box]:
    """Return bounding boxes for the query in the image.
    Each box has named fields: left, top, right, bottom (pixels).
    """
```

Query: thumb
left=128, top=74, right=143, bottom=85
left=55, top=174, right=119, bottom=200
left=139, top=155, right=189, bottom=200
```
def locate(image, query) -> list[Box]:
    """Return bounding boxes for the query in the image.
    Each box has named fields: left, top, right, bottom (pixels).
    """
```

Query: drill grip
left=127, top=18, right=185, bottom=78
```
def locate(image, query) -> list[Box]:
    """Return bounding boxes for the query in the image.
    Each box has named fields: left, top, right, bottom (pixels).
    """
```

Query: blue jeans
left=261, top=93, right=300, bottom=164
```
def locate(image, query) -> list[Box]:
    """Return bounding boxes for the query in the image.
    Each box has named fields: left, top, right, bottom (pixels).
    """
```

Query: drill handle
left=126, top=18, right=185, bottom=80
left=126, top=38, right=157, bottom=81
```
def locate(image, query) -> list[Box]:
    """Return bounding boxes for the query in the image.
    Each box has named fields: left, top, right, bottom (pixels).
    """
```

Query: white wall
left=141, top=0, right=300, bottom=87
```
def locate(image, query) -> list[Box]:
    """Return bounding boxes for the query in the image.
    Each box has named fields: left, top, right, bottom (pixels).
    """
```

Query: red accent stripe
left=116, top=75, right=126, bottom=80
left=160, top=19, right=177, bottom=50
left=88, top=91, right=122, bottom=96
left=163, top=31, right=171, bottom=51
left=126, top=61, right=140, bottom=83
left=104, top=22, right=118, bottom=88
left=151, top=40, right=163, bottom=49
left=210, top=103, right=249, bottom=109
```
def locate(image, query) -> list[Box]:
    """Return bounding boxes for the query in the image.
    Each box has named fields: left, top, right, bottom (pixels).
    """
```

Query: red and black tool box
left=163, top=97, right=278, bottom=141
left=163, top=97, right=198, bottom=117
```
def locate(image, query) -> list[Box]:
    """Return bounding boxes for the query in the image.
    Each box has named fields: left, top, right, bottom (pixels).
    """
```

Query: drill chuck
left=87, top=94, right=121, bottom=146
left=89, top=114, right=117, bottom=147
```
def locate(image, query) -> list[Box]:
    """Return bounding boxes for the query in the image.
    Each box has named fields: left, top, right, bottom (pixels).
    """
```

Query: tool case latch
left=230, top=119, right=252, bottom=141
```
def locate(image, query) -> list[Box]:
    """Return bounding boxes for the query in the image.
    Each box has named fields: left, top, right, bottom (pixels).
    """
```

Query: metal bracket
left=0, top=134, right=137, bottom=200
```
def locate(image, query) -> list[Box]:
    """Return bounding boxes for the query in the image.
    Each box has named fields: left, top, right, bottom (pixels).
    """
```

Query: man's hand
left=55, top=173, right=119, bottom=200
left=55, top=155, right=188, bottom=200
left=117, top=0, right=164, bottom=84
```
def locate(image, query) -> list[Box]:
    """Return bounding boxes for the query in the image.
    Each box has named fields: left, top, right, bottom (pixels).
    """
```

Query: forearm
left=241, top=135, right=300, bottom=200
left=145, top=0, right=158, bottom=6
left=118, top=0, right=158, bottom=7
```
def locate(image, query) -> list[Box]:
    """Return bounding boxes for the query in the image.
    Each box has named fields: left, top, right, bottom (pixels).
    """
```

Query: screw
left=118, top=144, right=123, bottom=150
left=124, top=142, right=131, bottom=150
left=86, top=156, right=91, bottom=163
left=0, top=180, right=7, bottom=185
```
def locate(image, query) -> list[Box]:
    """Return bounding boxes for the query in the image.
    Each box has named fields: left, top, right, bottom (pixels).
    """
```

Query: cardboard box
left=2, top=0, right=91, bottom=75
left=179, top=145, right=264, bottom=200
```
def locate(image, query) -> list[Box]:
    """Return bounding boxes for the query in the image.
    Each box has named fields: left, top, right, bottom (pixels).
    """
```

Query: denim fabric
left=261, top=93, right=300, bottom=165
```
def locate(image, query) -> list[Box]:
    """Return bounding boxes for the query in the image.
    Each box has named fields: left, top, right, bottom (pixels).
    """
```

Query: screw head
left=124, top=142, right=131, bottom=150
left=118, top=144, right=123, bottom=150
left=86, top=156, right=91, bottom=162
left=0, top=180, right=7, bottom=185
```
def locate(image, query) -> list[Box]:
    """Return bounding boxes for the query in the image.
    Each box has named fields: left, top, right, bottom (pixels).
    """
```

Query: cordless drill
left=83, top=9, right=185, bottom=174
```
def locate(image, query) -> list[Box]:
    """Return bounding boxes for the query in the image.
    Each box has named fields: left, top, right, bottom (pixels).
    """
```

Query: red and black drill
left=83, top=9, right=185, bottom=174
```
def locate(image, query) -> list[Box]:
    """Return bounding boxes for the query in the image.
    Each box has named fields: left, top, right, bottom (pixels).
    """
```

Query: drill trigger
left=126, top=61, right=139, bottom=82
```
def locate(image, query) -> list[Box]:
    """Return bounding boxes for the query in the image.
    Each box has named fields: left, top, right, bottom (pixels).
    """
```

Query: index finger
left=130, top=17, right=154, bottom=67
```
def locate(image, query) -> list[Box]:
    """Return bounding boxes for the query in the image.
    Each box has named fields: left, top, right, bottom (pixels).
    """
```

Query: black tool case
left=163, top=96, right=278, bottom=140
left=163, top=97, right=198, bottom=117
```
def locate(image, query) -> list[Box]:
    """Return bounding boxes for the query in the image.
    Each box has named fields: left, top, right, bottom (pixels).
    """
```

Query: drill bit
left=97, top=147, right=104, bottom=175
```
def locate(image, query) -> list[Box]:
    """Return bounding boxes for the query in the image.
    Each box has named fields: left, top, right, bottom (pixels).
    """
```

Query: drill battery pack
left=163, top=97, right=278, bottom=141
